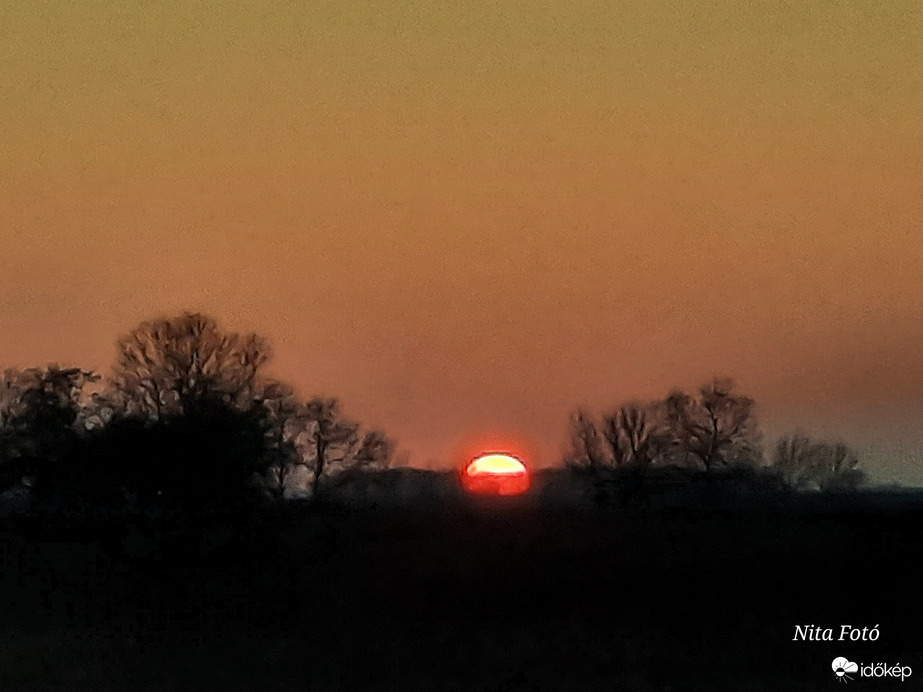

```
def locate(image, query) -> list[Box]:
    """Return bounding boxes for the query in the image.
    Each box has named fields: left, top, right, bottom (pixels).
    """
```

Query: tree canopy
left=110, top=312, right=269, bottom=420
left=0, top=365, right=98, bottom=489
left=0, top=312, right=397, bottom=517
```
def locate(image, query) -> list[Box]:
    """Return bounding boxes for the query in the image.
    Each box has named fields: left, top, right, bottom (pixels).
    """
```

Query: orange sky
left=2, top=2, right=922, bottom=482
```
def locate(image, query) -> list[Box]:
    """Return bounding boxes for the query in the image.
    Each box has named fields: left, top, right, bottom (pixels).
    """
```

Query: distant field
left=1, top=493, right=921, bottom=690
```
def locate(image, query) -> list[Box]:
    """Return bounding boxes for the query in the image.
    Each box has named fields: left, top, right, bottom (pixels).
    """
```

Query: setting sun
left=463, top=453, right=530, bottom=496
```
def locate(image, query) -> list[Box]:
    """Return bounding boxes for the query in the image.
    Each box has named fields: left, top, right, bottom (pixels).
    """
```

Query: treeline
left=565, top=377, right=866, bottom=493
left=0, top=317, right=870, bottom=522
left=0, top=312, right=394, bottom=517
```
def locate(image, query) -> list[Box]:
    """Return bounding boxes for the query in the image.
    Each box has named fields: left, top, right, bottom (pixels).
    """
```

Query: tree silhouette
left=602, top=402, right=659, bottom=469
left=303, top=397, right=393, bottom=497
left=773, top=432, right=866, bottom=492
left=353, top=430, right=395, bottom=470
left=564, top=408, right=607, bottom=470
left=662, top=378, right=760, bottom=471
left=0, top=365, right=98, bottom=491
left=0, top=314, right=399, bottom=518
left=57, top=313, right=279, bottom=516
left=110, top=312, right=269, bottom=420
left=258, top=381, right=313, bottom=501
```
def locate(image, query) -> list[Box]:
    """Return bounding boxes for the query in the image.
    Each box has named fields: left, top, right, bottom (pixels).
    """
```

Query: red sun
left=462, top=453, right=530, bottom=496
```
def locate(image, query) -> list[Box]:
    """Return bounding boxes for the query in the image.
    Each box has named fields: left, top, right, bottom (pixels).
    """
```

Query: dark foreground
left=1, top=494, right=921, bottom=691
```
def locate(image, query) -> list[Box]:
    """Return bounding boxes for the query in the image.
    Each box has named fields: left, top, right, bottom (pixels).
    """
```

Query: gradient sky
left=2, top=1, right=922, bottom=483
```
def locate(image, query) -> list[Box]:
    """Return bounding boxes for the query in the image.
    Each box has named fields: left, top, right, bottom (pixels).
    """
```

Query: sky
left=1, top=1, right=922, bottom=483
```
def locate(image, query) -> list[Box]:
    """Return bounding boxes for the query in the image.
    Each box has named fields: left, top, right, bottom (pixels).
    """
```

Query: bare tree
left=110, top=312, right=269, bottom=419
left=773, top=432, right=865, bottom=491
left=353, top=430, right=395, bottom=470
left=258, top=381, right=312, bottom=500
left=772, top=432, right=812, bottom=487
left=78, top=313, right=281, bottom=514
left=565, top=408, right=607, bottom=470
left=661, top=378, right=760, bottom=471
left=602, top=402, right=659, bottom=469
left=304, top=397, right=393, bottom=497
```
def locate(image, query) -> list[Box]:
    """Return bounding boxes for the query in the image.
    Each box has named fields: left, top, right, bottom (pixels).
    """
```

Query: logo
left=832, top=657, right=858, bottom=683
left=831, top=658, right=913, bottom=683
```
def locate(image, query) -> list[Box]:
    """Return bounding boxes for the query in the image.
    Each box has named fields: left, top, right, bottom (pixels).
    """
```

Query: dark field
left=2, top=490, right=922, bottom=691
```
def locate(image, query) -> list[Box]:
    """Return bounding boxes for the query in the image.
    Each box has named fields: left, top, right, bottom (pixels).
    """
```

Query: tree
left=303, top=397, right=393, bottom=497
left=565, top=409, right=607, bottom=470
left=82, top=313, right=277, bottom=514
left=661, top=378, right=760, bottom=471
left=258, top=381, right=313, bottom=501
left=109, top=312, right=269, bottom=420
left=353, top=430, right=395, bottom=470
left=602, top=402, right=659, bottom=469
left=773, top=432, right=866, bottom=492
left=0, top=365, right=99, bottom=490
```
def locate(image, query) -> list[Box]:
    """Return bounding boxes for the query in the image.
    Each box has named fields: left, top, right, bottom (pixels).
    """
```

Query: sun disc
left=466, top=453, right=527, bottom=476
left=463, top=453, right=530, bottom=496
